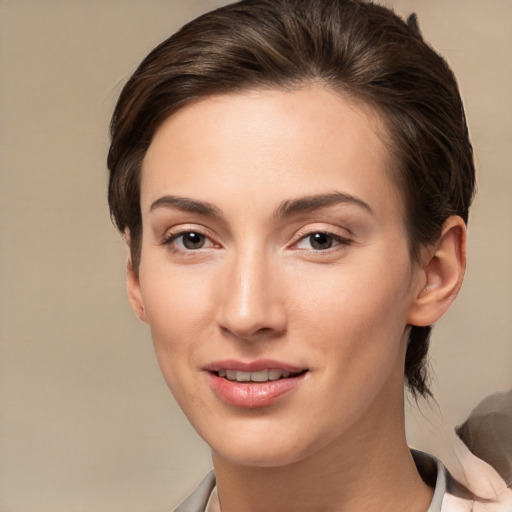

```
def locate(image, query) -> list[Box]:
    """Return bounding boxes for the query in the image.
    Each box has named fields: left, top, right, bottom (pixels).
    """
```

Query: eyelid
left=293, top=224, right=352, bottom=241
left=290, top=226, right=353, bottom=251
left=160, top=225, right=221, bottom=253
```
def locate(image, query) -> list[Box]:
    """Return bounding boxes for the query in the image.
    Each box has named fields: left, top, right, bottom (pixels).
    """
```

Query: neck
left=211, top=386, right=433, bottom=512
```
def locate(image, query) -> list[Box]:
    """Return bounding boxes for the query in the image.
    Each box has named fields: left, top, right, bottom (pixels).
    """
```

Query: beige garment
left=456, top=388, right=512, bottom=485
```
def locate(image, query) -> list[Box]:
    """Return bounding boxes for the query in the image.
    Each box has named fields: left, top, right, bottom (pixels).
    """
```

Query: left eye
left=166, top=231, right=213, bottom=250
left=295, top=232, right=345, bottom=251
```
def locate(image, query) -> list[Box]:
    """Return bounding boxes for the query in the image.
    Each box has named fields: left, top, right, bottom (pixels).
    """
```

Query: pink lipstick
left=204, top=359, right=308, bottom=408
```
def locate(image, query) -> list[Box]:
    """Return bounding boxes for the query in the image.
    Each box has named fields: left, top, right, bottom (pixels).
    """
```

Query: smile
left=216, top=369, right=305, bottom=382
left=205, top=360, right=309, bottom=408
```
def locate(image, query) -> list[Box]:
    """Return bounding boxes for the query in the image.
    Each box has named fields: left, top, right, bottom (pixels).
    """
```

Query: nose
left=215, top=249, right=287, bottom=342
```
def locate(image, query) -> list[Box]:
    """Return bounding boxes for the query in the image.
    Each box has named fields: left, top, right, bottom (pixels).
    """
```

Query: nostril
left=219, top=324, right=286, bottom=343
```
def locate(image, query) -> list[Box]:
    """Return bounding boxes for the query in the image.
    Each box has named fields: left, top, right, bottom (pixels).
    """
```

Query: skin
left=127, top=86, right=466, bottom=512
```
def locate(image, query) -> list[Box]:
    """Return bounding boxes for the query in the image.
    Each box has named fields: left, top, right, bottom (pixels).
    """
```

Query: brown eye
left=180, top=232, right=206, bottom=250
left=163, top=230, right=214, bottom=252
left=294, top=231, right=351, bottom=252
left=309, top=233, right=335, bottom=250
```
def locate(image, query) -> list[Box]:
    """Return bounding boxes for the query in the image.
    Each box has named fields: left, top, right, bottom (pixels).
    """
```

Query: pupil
left=183, top=232, right=204, bottom=249
left=310, top=233, right=332, bottom=250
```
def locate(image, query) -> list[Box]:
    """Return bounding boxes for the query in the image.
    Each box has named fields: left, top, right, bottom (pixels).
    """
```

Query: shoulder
left=456, top=388, right=512, bottom=484
left=413, top=450, right=473, bottom=512
left=413, top=449, right=512, bottom=512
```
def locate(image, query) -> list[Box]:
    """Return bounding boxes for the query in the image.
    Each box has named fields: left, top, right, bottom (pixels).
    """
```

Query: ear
left=126, top=250, right=148, bottom=324
left=407, top=216, right=467, bottom=327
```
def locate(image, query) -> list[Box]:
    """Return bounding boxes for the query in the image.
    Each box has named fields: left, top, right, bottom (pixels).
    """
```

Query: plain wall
left=0, top=1, right=510, bottom=510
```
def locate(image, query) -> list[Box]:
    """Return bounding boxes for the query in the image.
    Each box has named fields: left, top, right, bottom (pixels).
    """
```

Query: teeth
left=268, top=369, right=282, bottom=381
left=220, top=369, right=297, bottom=382
left=250, top=370, right=269, bottom=382
left=225, top=370, right=236, bottom=380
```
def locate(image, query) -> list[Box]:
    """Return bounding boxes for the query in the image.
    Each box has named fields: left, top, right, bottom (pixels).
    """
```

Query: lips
left=218, top=368, right=300, bottom=382
left=205, top=360, right=308, bottom=408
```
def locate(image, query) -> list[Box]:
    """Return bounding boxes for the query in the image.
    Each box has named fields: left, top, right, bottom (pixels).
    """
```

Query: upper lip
left=204, top=359, right=307, bottom=373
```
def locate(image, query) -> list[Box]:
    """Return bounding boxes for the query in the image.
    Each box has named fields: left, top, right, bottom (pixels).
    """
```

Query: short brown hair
left=108, top=0, right=475, bottom=398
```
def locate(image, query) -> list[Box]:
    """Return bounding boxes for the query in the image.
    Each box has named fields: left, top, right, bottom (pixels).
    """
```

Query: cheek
left=295, top=268, right=411, bottom=417
left=138, top=263, right=218, bottom=384
left=141, top=259, right=216, bottom=332
left=291, top=256, right=412, bottom=331
left=289, top=254, right=413, bottom=379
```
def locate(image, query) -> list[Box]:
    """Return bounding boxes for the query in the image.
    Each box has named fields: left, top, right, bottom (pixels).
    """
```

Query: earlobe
left=126, top=252, right=148, bottom=324
left=407, top=216, right=467, bottom=327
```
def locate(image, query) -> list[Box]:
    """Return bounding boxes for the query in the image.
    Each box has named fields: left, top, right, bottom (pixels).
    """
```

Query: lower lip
left=206, top=372, right=306, bottom=408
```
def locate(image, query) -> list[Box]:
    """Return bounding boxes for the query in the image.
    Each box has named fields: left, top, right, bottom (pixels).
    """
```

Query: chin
left=204, top=418, right=329, bottom=469
left=213, top=442, right=306, bottom=468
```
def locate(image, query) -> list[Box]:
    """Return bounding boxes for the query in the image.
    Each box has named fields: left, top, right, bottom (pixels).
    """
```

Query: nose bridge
left=217, top=243, right=286, bottom=340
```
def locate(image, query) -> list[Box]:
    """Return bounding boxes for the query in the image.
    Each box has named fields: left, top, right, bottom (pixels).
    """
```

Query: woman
left=107, top=0, right=509, bottom=510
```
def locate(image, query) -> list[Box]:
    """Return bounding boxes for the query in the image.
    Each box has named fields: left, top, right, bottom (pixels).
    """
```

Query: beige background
left=0, top=1, right=510, bottom=511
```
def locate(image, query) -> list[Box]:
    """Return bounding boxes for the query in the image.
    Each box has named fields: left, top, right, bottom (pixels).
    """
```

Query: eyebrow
left=150, top=195, right=222, bottom=217
left=274, top=192, right=373, bottom=219
left=149, top=191, right=373, bottom=219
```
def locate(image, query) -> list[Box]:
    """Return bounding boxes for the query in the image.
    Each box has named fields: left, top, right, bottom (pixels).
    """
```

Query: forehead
left=141, top=86, right=402, bottom=218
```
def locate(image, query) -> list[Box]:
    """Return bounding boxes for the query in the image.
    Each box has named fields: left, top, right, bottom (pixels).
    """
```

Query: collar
left=175, top=451, right=456, bottom=512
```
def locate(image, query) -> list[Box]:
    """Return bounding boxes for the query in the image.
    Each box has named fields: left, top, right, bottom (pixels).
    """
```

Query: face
left=130, top=87, right=426, bottom=467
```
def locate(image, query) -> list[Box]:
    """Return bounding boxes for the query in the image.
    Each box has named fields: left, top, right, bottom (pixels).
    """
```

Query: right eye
left=163, top=231, right=215, bottom=252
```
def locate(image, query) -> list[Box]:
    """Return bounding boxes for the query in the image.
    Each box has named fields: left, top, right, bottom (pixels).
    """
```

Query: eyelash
left=161, top=229, right=216, bottom=254
left=292, top=231, right=352, bottom=252
left=161, top=229, right=352, bottom=255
